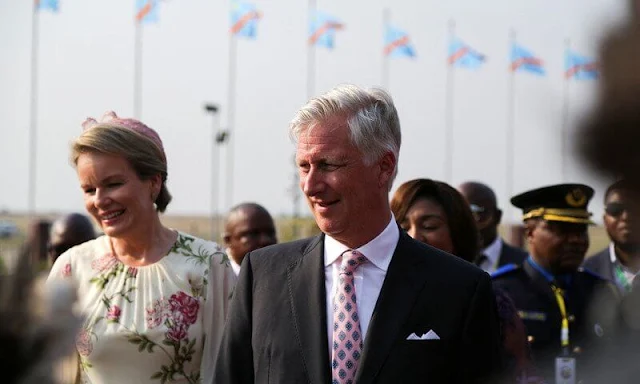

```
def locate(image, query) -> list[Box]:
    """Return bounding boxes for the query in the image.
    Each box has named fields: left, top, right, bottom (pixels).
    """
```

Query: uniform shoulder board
left=578, top=267, right=607, bottom=281
left=491, top=263, right=519, bottom=279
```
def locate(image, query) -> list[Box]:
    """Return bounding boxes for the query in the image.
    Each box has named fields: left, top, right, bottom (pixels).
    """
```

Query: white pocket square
left=406, top=329, right=440, bottom=340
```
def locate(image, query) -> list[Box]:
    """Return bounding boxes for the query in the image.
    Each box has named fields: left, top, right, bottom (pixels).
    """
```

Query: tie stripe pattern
left=332, top=250, right=367, bottom=384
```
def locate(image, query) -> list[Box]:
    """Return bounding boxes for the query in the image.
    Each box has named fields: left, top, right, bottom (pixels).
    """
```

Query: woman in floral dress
left=47, top=111, right=235, bottom=383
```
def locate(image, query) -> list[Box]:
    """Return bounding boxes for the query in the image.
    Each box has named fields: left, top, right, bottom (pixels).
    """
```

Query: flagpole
left=444, top=19, right=455, bottom=183
left=561, top=38, right=571, bottom=182
left=225, top=31, right=238, bottom=215
left=307, top=0, right=317, bottom=100
left=381, top=8, right=390, bottom=90
left=28, top=0, right=40, bottom=215
left=506, top=29, right=516, bottom=220
left=134, top=21, right=142, bottom=118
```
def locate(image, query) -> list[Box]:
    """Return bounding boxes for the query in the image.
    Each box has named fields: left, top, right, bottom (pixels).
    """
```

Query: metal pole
left=225, top=34, right=238, bottom=213
left=307, top=0, right=317, bottom=100
left=381, top=8, right=390, bottom=90
left=506, top=29, right=516, bottom=221
left=211, top=119, right=219, bottom=242
left=444, top=19, right=456, bottom=183
left=28, top=0, right=39, bottom=216
left=134, top=22, right=143, bottom=118
left=561, top=39, right=571, bottom=182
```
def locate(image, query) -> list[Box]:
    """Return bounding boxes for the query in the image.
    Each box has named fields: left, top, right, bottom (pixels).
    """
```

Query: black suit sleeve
left=212, top=252, right=255, bottom=384
left=458, top=273, right=503, bottom=383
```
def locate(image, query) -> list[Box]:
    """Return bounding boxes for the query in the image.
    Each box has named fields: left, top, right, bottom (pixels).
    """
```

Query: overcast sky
left=0, top=0, right=628, bottom=223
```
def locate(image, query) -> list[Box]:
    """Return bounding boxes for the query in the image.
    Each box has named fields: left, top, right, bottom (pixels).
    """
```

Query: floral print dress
left=47, top=232, right=235, bottom=384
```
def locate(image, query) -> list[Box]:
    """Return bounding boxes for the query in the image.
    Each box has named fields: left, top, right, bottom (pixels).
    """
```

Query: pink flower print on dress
left=91, top=252, right=119, bottom=273
left=169, top=291, right=200, bottom=326
left=106, top=305, right=122, bottom=323
left=62, top=263, right=72, bottom=277
left=167, top=323, right=188, bottom=343
left=146, top=298, right=169, bottom=329
left=76, top=328, right=93, bottom=356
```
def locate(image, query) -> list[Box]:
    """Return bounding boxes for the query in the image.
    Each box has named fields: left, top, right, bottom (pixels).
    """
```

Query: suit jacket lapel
left=286, top=235, right=331, bottom=384
left=355, top=233, right=430, bottom=383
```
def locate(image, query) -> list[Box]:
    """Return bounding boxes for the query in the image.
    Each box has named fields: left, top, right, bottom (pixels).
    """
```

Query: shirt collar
left=324, top=215, right=399, bottom=272
left=482, top=237, right=503, bottom=266
left=609, top=242, right=617, bottom=264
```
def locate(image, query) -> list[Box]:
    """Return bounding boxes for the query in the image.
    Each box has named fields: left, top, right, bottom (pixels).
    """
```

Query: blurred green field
left=0, top=213, right=610, bottom=266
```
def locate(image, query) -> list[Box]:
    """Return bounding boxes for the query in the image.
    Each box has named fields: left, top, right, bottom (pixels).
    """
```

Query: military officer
left=492, top=183, right=620, bottom=383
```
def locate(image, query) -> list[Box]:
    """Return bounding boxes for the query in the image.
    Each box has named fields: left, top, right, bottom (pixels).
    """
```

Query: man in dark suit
left=492, top=184, right=620, bottom=383
left=584, top=179, right=640, bottom=296
left=213, top=84, right=502, bottom=383
left=458, top=181, right=527, bottom=273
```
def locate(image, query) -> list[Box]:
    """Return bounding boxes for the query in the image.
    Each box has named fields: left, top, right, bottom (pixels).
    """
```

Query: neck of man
left=481, top=230, right=498, bottom=249
left=615, top=243, right=640, bottom=274
left=530, top=253, right=559, bottom=277
left=333, top=210, right=392, bottom=249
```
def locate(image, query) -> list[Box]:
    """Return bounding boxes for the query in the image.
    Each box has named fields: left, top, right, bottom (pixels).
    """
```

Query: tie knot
left=340, top=250, right=367, bottom=275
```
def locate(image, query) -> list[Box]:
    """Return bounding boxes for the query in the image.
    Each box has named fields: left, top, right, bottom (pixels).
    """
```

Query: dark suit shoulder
left=577, top=266, right=610, bottom=282
left=406, top=235, right=488, bottom=280
left=583, top=248, right=610, bottom=270
left=245, top=235, right=322, bottom=270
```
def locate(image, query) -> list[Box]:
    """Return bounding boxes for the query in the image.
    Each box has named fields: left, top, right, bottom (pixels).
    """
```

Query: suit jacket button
left=527, top=335, right=535, bottom=344
left=573, top=346, right=582, bottom=354
left=568, top=314, right=576, bottom=322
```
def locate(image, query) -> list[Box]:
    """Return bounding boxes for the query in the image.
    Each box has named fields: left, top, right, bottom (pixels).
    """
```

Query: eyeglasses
left=605, top=202, right=632, bottom=218
left=469, top=204, right=485, bottom=214
left=469, top=204, right=486, bottom=221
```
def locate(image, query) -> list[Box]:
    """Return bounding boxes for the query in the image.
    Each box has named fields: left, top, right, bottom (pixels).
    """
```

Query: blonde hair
left=71, top=124, right=172, bottom=212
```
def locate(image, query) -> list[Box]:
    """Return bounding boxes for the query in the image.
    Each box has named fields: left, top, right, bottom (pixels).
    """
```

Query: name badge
left=555, top=356, right=576, bottom=384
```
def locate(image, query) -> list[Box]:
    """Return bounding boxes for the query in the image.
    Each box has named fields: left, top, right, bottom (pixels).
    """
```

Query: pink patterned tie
left=332, top=250, right=368, bottom=384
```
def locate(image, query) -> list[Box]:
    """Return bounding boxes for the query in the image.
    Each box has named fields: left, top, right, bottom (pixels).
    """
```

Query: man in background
left=223, top=202, right=277, bottom=276
left=47, top=213, right=95, bottom=264
left=458, top=181, right=527, bottom=273
left=584, top=179, right=640, bottom=295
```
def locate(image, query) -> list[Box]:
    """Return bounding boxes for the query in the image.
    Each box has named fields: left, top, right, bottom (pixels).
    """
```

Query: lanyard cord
left=551, top=285, right=570, bottom=348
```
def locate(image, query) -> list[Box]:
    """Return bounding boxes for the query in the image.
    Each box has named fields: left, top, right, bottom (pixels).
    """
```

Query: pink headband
left=81, top=111, right=165, bottom=154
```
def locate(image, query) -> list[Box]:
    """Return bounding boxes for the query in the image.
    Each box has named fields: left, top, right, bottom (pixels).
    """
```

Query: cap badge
left=566, top=188, right=587, bottom=207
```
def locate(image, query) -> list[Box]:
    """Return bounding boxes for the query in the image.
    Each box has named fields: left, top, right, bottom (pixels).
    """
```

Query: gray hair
left=289, top=84, right=402, bottom=187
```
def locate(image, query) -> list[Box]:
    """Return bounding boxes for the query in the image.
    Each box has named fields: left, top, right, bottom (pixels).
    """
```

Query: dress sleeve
left=47, top=250, right=74, bottom=284
left=200, top=246, right=237, bottom=383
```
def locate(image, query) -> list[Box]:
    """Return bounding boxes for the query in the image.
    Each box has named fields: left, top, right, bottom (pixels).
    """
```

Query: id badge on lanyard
left=552, top=285, right=576, bottom=384
left=555, top=356, right=576, bottom=384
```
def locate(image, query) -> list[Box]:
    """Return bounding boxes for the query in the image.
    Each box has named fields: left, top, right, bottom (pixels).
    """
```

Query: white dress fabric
left=47, top=231, right=235, bottom=384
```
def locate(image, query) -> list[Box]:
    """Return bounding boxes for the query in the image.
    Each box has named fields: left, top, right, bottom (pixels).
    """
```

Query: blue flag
left=565, top=51, right=598, bottom=80
left=448, top=38, right=485, bottom=69
left=231, top=0, right=261, bottom=38
left=37, top=0, right=59, bottom=12
left=511, top=43, right=545, bottom=75
left=309, top=11, right=344, bottom=49
left=384, top=25, right=416, bottom=58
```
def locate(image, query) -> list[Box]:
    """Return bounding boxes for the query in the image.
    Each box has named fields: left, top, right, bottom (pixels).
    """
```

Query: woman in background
left=47, top=111, right=235, bottom=383
left=390, top=178, right=479, bottom=262
left=391, top=178, right=545, bottom=383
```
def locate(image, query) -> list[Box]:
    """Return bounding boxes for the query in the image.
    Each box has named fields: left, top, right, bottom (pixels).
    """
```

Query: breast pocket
left=383, top=339, right=452, bottom=381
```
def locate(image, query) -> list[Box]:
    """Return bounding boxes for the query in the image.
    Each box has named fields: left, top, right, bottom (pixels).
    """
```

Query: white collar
left=482, top=237, right=503, bottom=266
left=324, top=215, right=399, bottom=272
left=226, top=248, right=242, bottom=276
left=609, top=242, right=617, bottom=264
